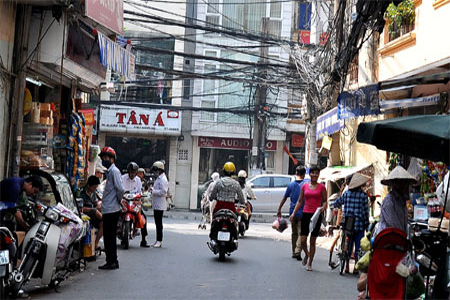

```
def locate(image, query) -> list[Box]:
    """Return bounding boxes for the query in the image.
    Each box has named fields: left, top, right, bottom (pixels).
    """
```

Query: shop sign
left=98, top=32, right=135, bottom=79
left=99, top=105, right=181, bottom=136
left=291, top=134, right=305, bottom=148
left=79, top=109, right=95, bottom=125
left=338, top=84, right=380, bottom=120
left=198, top=137, right=277, bottom=151
left=85, top=0, right=124, bottom=36
left=379, top=94, right=440, bottom=110
left=316, top=107, right=345, bottom=140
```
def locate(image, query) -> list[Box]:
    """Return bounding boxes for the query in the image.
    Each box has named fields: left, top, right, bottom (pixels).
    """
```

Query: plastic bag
left=309, top=207, right=322, bottom=233
left=272, top=217, right=288, bottom=233
left=355, top=251, right=371, bottom=272
left=136, top=212, right=146, bottom=229
left=360, top=236, right=371, bottom=252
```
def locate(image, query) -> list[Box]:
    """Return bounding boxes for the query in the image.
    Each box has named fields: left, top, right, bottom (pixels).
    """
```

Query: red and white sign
left=99, top=105, right=181, bottom=136
left=198, top=137, right=277, bottom=151
left=85, top=0, right=124, bottom=36
left=291, top=134, right=305, bottom=148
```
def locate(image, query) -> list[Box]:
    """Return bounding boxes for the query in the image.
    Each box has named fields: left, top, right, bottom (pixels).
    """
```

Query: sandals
left=302, top=255, right=309, bottom=267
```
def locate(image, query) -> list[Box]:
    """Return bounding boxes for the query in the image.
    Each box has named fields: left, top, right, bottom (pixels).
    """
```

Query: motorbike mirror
left=76, top=198, right=84, bottom=210
left=249, top=182, right=254, bottom=188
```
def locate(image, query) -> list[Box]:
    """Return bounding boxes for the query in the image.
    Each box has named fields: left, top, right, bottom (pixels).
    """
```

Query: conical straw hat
left=348, top=173, right=371, bottom=190
left=381, top=165, right=417, bottom=185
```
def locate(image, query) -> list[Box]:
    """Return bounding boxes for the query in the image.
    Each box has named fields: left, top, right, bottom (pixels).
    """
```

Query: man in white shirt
left=122, top=162, right=149, bottom=248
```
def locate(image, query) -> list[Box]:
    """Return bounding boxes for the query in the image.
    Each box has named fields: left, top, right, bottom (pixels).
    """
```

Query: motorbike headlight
left=44, top=207, right=60, bottom=222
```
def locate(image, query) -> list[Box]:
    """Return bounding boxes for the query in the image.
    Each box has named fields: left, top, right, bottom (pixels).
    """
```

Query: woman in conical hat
left=331, top=172, right=371, bottom=274
left=378, top=165, right=416, bottom=234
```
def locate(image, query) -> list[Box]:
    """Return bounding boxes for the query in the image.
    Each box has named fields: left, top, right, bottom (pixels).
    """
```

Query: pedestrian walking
left=98, top=147, right=124, bottom=270
left=290, top=165, right=327, bottom=271
left=277, top=166, right=307, bottom=260
left=150, top=161, right=168, bottom=248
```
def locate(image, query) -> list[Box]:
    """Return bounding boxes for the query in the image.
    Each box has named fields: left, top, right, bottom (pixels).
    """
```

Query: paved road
left=26, top=219, right=358, bottom=300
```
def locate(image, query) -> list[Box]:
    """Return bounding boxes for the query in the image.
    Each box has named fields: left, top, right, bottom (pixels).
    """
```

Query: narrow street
left=26, top=218, right=358, bottom=300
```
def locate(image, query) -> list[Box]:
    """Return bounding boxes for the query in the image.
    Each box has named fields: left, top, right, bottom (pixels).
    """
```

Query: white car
left=247, top=174, right=295, bottom=213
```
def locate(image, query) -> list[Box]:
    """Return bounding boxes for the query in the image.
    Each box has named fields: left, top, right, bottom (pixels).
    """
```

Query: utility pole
left=251, top=17, right=269, bottom=175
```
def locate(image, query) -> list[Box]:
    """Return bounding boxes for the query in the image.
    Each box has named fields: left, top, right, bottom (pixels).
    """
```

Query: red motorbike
left=117, top=193, right=144, bottom=249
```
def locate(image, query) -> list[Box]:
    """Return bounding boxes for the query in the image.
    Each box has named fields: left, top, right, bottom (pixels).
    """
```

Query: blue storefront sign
left=338, top=84, right=380, bottom=119
left=316, top=107, right=345, bottom=140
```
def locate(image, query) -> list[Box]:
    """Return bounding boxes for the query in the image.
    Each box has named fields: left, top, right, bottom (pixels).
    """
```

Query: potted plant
left=384, top=0, right=415, bottom=40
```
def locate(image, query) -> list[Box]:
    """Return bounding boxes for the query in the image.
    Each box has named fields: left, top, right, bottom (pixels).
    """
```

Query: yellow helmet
left=223, top=162, right=236, bottom=174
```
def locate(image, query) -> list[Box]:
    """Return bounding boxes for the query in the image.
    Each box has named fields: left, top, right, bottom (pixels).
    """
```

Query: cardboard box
left=40, top=110, right=53, bottom=118
left=40, top=103, right=51, bottom=111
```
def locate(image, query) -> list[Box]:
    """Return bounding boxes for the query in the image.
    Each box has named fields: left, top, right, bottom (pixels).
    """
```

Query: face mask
left=102, top=160, right=112, bottom=169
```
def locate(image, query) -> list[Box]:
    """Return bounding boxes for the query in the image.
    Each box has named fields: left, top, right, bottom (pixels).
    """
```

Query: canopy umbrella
left=356, top=115, right=450, bottom=164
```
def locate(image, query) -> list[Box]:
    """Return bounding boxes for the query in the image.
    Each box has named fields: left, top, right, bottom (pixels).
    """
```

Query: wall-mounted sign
left=198, top=137, right=277, bottom=151
left=316, top=107, right=345, bottom=140
left=338, top=84, right=380, bottom=120
left=79, top=109, right=95, bottom=125
left=85, top=0, right=124, bottom=36
left=99, top=105, right=181, bottom=136
left=291, top=134, right=305, bottom=148
left=379, top=94, right=440, bottom=110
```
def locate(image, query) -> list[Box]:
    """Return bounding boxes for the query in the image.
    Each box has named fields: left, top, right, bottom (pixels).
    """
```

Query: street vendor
left=377, top=165, right=416, bottom=234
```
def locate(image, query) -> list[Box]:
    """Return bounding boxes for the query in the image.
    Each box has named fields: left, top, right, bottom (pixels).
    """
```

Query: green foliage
left=384, top=0, right=415, bottom=34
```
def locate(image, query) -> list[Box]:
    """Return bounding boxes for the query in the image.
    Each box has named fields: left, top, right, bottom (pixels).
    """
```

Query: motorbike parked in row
left=117, top=193, right=144, bottom=250
left=207, top=209, right=239, bottom=261
left=0, top=227, right=16, bottom=299
left=11, top=201, right=84, bottom=297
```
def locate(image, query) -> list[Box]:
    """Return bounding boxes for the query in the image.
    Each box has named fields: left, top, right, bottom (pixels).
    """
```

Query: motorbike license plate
left=0, top=250, right=9, bottom=266
left=217, top=231, right=230, bottom=241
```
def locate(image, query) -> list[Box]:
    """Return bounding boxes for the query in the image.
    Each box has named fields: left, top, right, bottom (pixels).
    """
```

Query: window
left=273, top=176, right=291, bottom=188
left=252, top=176, right=270, bottom=188
left=178, top=149, right=188, bottom=161
left=201, top=100, right=216, bottom=121
left=206, top=0, right=221, bottom=35
left=219, top=0, right=281, bottom=36
left=349, top=54, right=358, bottom=85
left=203, top=64, right=217, bottom=98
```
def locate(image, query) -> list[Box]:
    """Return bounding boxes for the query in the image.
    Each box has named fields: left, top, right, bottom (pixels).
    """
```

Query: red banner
left=79, top=109, right=95, bottom=125
left=198, top=137, right=277, bottom=151
left=291, top=134, right=305, bottom=148
left=300, top=30, right=310, bottom=44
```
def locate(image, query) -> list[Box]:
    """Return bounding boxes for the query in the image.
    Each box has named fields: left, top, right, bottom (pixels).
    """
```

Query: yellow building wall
left=378, top=1, right=450, bottom=81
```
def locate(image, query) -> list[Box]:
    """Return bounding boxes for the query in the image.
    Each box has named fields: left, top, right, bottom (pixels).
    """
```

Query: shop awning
left=357, top=115, right=450, bottom=164
left=379, top=94, right=440, bottom=110
left=318, top=164, right=372, bottom=183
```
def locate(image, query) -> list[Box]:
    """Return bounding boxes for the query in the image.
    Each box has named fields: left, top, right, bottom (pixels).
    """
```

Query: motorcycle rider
left=98, top=147, right=124, bottom=270
left=210, top=162, right=245, bottom=238
left=0, top=175, right=44, bottom=234
left=237, top=170, right=255, bottom=225
left=122, top=162, right=149, bottom=248
left=137, top=168, right=149, bottom=192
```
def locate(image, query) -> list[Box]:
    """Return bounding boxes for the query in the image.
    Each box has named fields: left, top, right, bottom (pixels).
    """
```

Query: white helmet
left=152, top=161, right=165, bottom=172
left=238, top=170, right=247, bottom=178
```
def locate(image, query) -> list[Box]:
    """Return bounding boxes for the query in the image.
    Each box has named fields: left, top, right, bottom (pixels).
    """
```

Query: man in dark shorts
left=78, top=176, right=103, bottom=250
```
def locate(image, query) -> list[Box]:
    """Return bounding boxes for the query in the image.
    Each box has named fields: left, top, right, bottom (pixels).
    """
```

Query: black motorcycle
left=207, top=209, right=238, bottom=261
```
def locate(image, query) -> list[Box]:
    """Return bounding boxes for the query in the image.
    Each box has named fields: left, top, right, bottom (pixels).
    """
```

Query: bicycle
left=328, top=217, right=355, bottom=275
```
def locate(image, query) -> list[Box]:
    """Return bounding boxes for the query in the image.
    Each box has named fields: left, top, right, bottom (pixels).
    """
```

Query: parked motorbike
left=207, top=209, right=239, bottom=261
left=117, top=193, right=143, bottom=250
left=0, top=227, right=16, bottom=299
left=410, top=221, right=448, bottom=298
left=11, top=201, right=84, bottom=297
left=236, top=204, right=249, bottom=237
